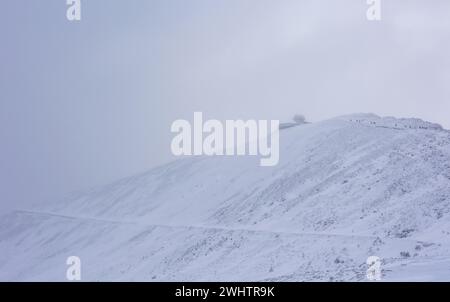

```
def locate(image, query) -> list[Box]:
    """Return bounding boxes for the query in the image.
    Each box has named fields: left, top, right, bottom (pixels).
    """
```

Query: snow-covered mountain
left=1, top=113, right=450, bottom=281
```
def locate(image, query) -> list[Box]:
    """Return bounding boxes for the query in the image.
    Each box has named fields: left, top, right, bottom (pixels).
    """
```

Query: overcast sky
left=1, top=0, right=449, bottom=214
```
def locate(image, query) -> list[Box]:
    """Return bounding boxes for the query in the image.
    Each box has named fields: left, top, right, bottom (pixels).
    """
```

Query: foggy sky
left=1, top=0, right=449, bottom=213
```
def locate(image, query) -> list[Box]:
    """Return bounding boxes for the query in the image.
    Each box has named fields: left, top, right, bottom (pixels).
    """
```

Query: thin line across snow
left=13, top=209, right=430, bottom=245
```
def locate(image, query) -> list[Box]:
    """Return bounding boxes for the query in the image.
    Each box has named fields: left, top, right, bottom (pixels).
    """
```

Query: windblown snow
left=1, top=114, right=450, bottom=281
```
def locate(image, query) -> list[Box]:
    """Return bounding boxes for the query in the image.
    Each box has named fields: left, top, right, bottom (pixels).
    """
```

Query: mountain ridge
left=1, top=113, right=450, bottom=281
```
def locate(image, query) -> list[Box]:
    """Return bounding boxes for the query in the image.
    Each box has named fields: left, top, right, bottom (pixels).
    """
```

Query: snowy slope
left=1, top=114, right=450, bottom=281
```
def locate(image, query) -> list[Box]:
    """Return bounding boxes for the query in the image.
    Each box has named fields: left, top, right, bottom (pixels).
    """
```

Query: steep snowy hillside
left=1, top=114, right=450, bottom=281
